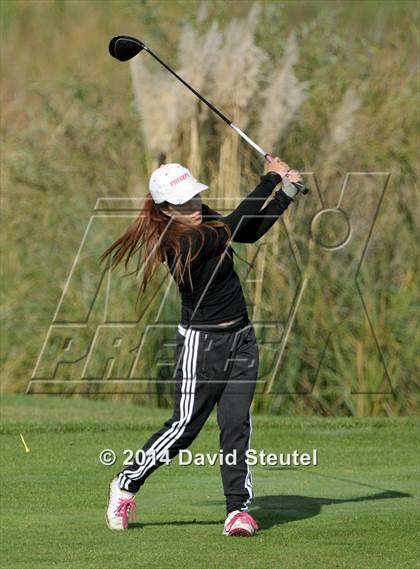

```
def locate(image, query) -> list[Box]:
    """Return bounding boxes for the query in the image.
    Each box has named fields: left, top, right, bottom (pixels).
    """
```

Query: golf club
left=109, top=35, right=310, bottom=195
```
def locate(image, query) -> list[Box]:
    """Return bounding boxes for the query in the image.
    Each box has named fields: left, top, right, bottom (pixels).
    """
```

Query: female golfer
left=102, top=158, right=303, bottom=536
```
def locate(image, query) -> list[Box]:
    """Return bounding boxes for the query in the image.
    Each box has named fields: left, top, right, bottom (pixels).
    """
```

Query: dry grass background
left=1, top=0, right=418, bottom=415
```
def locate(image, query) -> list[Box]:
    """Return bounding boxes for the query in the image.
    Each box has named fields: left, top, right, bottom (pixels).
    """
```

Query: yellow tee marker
left=20, top=433, right=30, bottom=453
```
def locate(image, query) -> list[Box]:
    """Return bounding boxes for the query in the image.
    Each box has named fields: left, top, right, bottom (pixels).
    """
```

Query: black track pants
left=117, top=319, right=259, bottom=514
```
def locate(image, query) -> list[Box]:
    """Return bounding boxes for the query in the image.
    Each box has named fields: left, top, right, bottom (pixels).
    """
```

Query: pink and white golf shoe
left=106, top=477, right=137, bottom=530
left=223, top=510, right=259, bottom=537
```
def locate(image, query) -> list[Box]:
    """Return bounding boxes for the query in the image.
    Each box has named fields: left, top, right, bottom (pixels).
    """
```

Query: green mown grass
left=0, top=395, right=419, bottom=568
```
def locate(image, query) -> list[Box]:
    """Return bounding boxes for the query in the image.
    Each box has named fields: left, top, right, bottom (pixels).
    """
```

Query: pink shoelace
left=225, top=511, right=259, bottom=533
left=115, top=497, right=137, bottom=529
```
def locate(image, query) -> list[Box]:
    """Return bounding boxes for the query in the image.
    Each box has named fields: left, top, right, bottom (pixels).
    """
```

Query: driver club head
left=109, top=35, right=146, bottom=61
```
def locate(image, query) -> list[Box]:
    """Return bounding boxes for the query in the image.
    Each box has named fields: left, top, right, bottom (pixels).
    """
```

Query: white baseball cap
left=149, top=163, right=208, bottom=205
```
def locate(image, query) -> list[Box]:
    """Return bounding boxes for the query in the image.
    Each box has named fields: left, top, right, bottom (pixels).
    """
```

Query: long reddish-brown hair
left=98, top=192, right=232, bottom=305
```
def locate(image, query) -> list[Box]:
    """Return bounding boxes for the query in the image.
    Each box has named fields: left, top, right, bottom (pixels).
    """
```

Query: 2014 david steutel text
left=109, top=448, right=319, bottom=467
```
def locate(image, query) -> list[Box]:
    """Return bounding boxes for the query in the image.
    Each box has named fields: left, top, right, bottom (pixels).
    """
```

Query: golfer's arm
left=182, top=173, right=284, bottom=263
left=220, top=172, right=282, bottom=231
left=231, top=189, right=293, bottom=244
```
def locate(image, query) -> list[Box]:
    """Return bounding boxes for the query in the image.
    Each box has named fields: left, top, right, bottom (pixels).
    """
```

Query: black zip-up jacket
left=164, top=171, right=293, bottom=328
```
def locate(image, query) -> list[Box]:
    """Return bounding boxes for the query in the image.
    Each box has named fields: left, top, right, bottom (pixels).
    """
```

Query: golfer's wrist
left=281, top=176, right=299, bottom=199
left=273, top=187, right=294, bottom=205
left=263, top=171, right=283, bottom=185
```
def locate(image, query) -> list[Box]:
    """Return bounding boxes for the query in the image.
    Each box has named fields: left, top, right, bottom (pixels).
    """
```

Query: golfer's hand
left=265, top=157, right=289, bottom=178
left=286, top=169, right=302, bottom=184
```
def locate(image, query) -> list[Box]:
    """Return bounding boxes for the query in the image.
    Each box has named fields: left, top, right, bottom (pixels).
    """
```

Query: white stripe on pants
left=118, top=328, right=199, bottom=490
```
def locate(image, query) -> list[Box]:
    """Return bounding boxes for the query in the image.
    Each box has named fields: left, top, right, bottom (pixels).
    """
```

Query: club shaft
left=145, top=46, right=232, bottom=126
left=230, top=124, right=267, bottom=157
left=143, top=45, right=309, bottom=194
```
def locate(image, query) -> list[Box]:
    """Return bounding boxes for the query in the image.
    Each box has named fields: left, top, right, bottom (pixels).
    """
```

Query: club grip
left=265, top=153, right=310, bottom=195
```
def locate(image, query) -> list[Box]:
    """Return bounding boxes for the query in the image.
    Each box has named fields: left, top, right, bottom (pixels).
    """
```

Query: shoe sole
left=228, top=528, right=254, bottom=537
left=105, top=478, right=126, bottom=530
